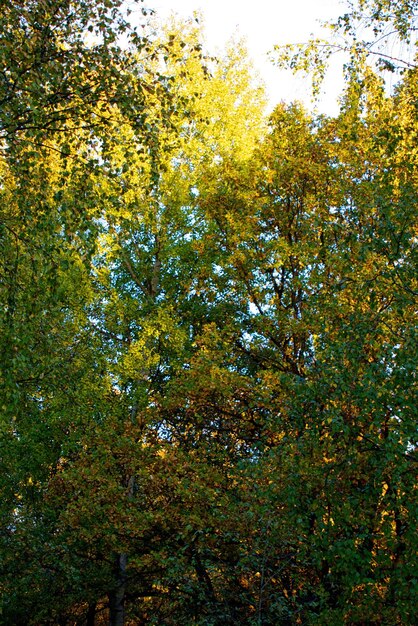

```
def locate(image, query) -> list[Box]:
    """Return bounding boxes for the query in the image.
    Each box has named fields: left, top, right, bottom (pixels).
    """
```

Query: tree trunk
left=87, top=602, right=96, bottom=626
left=109, top=554, right=127, bottom=626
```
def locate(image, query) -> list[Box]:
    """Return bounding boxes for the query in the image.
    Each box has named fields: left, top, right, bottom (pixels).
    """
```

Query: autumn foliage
left=0, top=1, right=417, bottom=624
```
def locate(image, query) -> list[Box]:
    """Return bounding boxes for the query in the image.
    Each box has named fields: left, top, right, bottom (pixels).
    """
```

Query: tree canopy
left=0, top=1, right=417, bottom=624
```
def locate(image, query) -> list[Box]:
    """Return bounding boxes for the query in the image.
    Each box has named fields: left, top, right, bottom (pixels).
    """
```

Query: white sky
left=147, top=0, right=348, bottom=114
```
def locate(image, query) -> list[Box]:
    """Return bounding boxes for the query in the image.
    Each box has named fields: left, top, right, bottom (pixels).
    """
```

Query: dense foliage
left=0, top=1, right=416, bottom=624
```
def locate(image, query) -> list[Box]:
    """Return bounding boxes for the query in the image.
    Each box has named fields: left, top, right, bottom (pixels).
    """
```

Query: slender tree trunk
left=109, top=554, right=127, bottom=626
left=87, top=602, right=97, bottom=626
left=108, top=243, right=160, bottom=626
left=108, top=402, right=137, bottom=626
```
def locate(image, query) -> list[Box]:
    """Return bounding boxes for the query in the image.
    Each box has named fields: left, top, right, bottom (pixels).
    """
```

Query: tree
left=181, top=81, right=417, bottom=621
left=273, top=0, right=418, bottom=97
left=0, top=0, right=152, bottom=147
left=0, top=1, right=154, bottom=624
left=1, top=2, right=417, bottom=625
left=1, top=15, right=268, bottom=624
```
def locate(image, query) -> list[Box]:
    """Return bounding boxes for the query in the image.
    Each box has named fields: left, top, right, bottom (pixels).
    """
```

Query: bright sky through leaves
left=150, top=0, right=347, bottom=113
